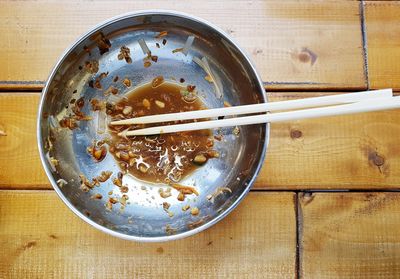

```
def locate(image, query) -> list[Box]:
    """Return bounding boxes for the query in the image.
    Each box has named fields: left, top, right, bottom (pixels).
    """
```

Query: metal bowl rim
left=37, top=9, right=269, bottom=242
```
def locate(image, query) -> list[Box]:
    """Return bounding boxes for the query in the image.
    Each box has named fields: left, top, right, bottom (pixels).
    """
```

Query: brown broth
left=108, top=80, right=214, bottom=184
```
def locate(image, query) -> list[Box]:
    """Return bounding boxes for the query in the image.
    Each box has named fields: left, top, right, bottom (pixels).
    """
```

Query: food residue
left=172, top=47, right=184, bottom=54
left=84, top=60, right=99, bottom=74
left=118, top=46, right=132, bottom=64
left=92, top=32, right=112, bottom=55
left=107, top=78, right=218, bottom=184
left=190, top=207, right=199, bottom=216
left=123, top=78, right=131, bottom=87
left=92, top=193, right=103, bottom=199
left=59, top=97, right=92, bottom=130
left=87, top=141, right=107, bottom=162
left=155, top=31, right=168, bottom=39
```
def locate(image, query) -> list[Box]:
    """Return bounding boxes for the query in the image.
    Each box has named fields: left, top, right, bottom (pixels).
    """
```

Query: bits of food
left=123, top=78, right=131, bottom=87
left=59, top=117, right=78, bottom=130
left=84, top=45, right=91, bottom=55
left=165, top=224, right=176, bottom=235
left=92, top=193, right=103, bottom=200
left=155, top=100, right=165, bottom=108
left=90, top=98, right=105, bottom=111
left=80, top=174, right=94, bottom=192
left=206, top=139, right=214, bottom=148
left=171, top=183, right=199, bottom=202
left=182, top=205, right=190, bottom=211
left=193, top=154, right=207, bottom=165
left=95, top=171, right=113, bottom=183
left=87, top=142, right=107, bottom=162
left=91, top=72, right=109, bottom=90
left=159, top=187, right=172, bottom=198
left=120, top=185, right=129, bottom=193
left=163, top=202, right=170, bottom=210
left=177, top=192, right=185, bottom=201
left=117, top=46, right=132, bottom=63
left=122, top=106, right=133, bottom=115
left=224, top=101, right=231, bottom=107
left=56, top=178, right=68, bottom=188
left=151, top=55, right=158, bottom=62
left=163, top=202, right=174, bottom=217
left=155, top=31, right=168, bottom=39
left=205, top=75, right=213, bottom=83
left=92, top=32, right=111, bottom=55
left=143, top=61, right=151, bottom=68
left=172, top=47, right=184, bottom=53
left=207, top=150, right=220, bottom=158
left=112, top=172, right=123, bottom=187
left=191, top=207, right=199, bottom=216
left=152, top=76, right=165, bottom=88
left=120, top=194, right=129, bottom=205
left=84, top=60, right=99, bottom=74
left=139, top=165, right=148, bottom=173
left=142, top=98, right=151, bottom=109
left=106, top=197, right=118, bottom=210
left=180, top=85, right=198, bottom=103
left=172, top=184, right=199, bottom=196
left=187, top=85, right=196, bottom=92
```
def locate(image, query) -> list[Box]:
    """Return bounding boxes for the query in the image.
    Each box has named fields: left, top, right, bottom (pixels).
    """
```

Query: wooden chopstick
left=119, top=94, right=399, bottom=137
left=110, top=89, right=392, bottom=126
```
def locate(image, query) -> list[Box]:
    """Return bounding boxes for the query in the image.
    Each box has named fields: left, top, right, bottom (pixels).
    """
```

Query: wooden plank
left=0, top=94, right=48, bottom=188
left=2, top=93, right=400, bottom=190
left=259, top=92, right=400, bottom=190
left=0, top=191, right=296, bottom=279
left=364, top=1, right=400, bottom=90
left=300, top=192, right=400, bottom=278
left=0, top=0, right=365, bottom=90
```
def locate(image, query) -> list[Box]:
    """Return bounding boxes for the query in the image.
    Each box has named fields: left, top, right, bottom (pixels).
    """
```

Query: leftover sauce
left=108, top=80, right=217, bottom=184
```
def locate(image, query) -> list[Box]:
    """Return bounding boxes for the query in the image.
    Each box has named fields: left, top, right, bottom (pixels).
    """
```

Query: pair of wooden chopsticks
left=111, top=89, right=396, bottom=136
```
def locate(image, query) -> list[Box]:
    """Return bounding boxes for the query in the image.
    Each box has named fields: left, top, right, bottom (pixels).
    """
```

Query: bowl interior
left=39, top=12, right=267, bottom=241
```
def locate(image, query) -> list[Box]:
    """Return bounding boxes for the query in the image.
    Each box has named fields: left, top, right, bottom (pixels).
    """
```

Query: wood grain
left=364, top=1, right=400, bottom=90
left=0, top=191, right=296, bottom=279
left=0, top=0, right=365, bottom=90
left=2, top=93, right=400, bottom=190
left=299, top=192, right=400, bottom=278
left=259, top=92, right=400, bottom=189
left=0, top=94, right=48, bottom=188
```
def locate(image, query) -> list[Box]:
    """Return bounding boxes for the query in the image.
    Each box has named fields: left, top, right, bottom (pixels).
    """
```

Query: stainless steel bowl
left=37, top=10, right=268, bottom=242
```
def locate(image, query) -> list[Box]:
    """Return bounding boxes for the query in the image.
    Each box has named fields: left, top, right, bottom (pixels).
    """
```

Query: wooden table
left=1, top=1, right=400, bottom=278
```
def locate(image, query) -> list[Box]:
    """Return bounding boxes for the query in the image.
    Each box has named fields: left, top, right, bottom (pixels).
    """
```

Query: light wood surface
left=299, top=192, right=400, bottom=278
left=365, top=1, right=400, bottom=90
left=0, top=191, right=296, bottom=279
left=0, top=94, right=47, bottom=188
left=2, top=93, right=400, bottom=190
left=0, top=0, right=365, bottom=90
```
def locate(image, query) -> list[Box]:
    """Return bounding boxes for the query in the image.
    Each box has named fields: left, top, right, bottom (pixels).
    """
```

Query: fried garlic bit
left=112, top=172, right=124, bottom=187
left=87, top=142, right=107, bottom=162
left=79, top=171, right=113, bottom=192
left=159, top=187, right=172, bottom=198
left=117, top=46, right=132, bottom=64
left=172, top=183, right=199, bottom=202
